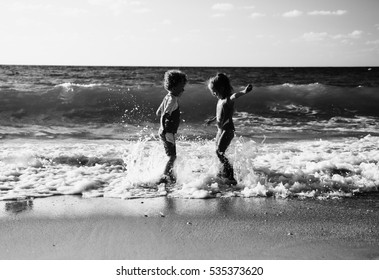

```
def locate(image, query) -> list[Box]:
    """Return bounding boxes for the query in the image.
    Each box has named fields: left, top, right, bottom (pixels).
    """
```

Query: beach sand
left=0, top=195, right=378, bottom=260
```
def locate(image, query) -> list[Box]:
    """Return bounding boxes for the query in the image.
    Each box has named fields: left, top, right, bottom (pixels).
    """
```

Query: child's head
left=208, top=73, right=233, bottom=99
left=164, top=70, right=188, bottom=96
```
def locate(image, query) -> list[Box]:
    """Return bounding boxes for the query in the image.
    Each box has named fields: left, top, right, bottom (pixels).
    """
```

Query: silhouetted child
left=156, top=70, right=188, bottom=184
left=207, top=73, right=253, bottom=185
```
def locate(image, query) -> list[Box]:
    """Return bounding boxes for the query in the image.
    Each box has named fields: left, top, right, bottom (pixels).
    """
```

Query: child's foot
left=226, top=177, right=237, bottom=185
left=216, top=171, right=225, bottom=178
left=157, top=175, right=176, bottom=185
left=157, top=176, right=169, bottom=184
left=216, top=172, right=237, bottom=185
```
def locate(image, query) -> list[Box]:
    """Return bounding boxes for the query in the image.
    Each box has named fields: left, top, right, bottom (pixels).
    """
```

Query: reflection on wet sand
left=5, top=200, right=33, bottom=214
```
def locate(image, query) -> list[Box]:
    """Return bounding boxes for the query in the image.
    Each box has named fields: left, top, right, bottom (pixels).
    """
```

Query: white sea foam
left=0, top=136, right=378, bottom=200
left=55, top=82, right=107, bottom=90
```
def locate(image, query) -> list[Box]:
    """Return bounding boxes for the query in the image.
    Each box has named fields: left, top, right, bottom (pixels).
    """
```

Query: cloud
left=308, top=10, right=347, bottom=16
left=212, top=3, right=234, bottom=11
left=375, top=24, right=379, bottom=30
left=87, top=0, right=112, bottom=5
left=87, top=0, right=150, bottom=16
left=332, top=30, right=363, bottom=40
left=303, top=32, right=328, bottom=41
left=366, top=40, right=379, bottom=45
left=282, top=10, right=303, bottom=18
left=349, top=30, right=363, bottom=39
left=251, top=13, right=265, bottom=19
left=302, top=30, right=363, bottom=42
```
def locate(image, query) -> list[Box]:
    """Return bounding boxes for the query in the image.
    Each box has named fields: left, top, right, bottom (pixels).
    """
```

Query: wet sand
left=0, top=195, right=378, bottom=260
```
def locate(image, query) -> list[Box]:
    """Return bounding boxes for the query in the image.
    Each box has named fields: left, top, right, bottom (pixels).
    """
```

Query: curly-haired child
left=156, top=70, right=188, bottom=184
left=207, top=73, right=252, bottom=185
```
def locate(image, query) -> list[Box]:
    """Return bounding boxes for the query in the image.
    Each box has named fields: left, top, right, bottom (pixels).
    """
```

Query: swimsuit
left=215, top=97, right=235, bottom=180
left=157, top=93, right=180, bottom=179
left=158, top=94, right=180, bottom=135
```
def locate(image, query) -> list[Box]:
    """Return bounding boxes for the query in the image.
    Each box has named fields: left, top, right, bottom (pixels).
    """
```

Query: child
left=207, top=73, right=253, bottom=185
left=156, top=70, right=188, bottom=184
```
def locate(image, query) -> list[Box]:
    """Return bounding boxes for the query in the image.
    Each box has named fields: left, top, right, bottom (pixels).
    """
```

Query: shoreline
left=1, top=195, right=378, bottom=260
left=1, top=133, right=377, bottom=144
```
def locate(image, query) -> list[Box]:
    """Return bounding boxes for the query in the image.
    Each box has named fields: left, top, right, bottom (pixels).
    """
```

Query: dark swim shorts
left=216, top=129, right=235, bottom=154
left=160, top=133, right=176, bottom=157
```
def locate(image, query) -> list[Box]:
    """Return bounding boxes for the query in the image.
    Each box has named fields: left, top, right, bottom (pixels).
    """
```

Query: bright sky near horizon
left=0, top=0, right=378, bottom=67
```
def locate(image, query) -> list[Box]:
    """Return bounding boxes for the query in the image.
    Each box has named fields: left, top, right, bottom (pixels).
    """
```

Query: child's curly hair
left=208, top=73, right=233, bottom=99
left=164, top=70, right=188, bottom=91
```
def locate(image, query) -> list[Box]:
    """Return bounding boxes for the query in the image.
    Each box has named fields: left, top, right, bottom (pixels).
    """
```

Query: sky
left=0, top=0, right=378, bottom=67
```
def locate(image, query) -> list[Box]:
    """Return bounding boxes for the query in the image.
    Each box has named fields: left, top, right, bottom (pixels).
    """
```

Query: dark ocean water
left=1, top=65, right=379, bottom=139
left=1, top=65, right=379, bottom=200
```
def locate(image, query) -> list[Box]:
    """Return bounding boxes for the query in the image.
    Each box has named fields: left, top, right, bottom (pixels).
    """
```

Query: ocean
left=1, top=65, right=379, bottom=200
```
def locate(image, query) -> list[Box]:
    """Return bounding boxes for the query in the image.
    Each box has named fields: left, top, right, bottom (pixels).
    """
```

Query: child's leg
left=215, top=130, right=235, bottom=180
left=160, top=132, right=177, bottom=181
left=216, top=151, right=233, bottom=178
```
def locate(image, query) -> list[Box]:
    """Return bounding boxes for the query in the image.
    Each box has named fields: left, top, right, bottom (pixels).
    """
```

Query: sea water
left=1, top=65, right=379, bottom=200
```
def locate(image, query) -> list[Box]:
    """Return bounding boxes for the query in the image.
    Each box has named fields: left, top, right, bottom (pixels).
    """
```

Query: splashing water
left=1, top=135, right=378, bottom=201
left=1, top=66, right=379, bottom=202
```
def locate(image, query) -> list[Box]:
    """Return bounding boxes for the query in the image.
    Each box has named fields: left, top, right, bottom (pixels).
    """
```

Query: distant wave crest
left=1, top=82, right=379, bottom=128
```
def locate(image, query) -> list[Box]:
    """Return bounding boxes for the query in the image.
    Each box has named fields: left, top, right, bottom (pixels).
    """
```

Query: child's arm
left=230, top=84, right=253, bottom=101
left=204, top=116, right=216, bottom=125
left=156, top=102, right=163, bottom=116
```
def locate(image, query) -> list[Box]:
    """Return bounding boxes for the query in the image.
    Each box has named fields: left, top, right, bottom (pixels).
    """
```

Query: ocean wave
left=2, top=82, right=379, bottom=114
left=239, top=83, right=379, bottom=118
left=54, top=82, right=110, bottom=90
left=2, top=81, right=379, bottom=138
left=274, top=82, right=325, bottom=89
left=1, top=136, right=378, bottom=200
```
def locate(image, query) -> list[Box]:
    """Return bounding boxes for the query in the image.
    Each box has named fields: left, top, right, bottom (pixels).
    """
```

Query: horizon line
left=1, top=63, right=377, bottom=68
